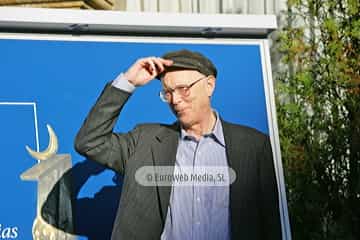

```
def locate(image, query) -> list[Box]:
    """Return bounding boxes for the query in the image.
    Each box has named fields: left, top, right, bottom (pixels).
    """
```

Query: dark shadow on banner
left=41, top=159, right=123, bottom=240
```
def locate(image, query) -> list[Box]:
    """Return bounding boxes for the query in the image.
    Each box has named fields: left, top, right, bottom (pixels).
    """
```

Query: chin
left=178, top=115, right=189, bottom=125
left=178, top=115, right=194, bottom=128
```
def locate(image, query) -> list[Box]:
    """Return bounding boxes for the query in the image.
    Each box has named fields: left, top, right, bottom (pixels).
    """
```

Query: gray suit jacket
left=75, top=83, right=282, bottom=240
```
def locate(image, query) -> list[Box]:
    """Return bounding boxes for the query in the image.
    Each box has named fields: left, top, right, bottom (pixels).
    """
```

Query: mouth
left=175, top=108, right=187, bottom=116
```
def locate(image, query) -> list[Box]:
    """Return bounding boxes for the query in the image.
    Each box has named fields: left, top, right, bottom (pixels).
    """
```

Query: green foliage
left=275, top=0, right=360, bottom=239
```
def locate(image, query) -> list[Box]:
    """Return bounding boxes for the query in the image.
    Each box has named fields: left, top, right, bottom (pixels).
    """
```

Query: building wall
left=0, top=0, right=287, bottom=15
left=115, top=0, right=287, bottom=15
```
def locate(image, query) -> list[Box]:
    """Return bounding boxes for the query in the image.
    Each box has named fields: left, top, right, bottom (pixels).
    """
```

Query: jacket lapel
left=222, top=120, right=251, bottom=238
left=222, top=120, right=252, bottom=193
left=221, top=120, right=237, bottom=172
left=151, top=122, right=179, bottom=225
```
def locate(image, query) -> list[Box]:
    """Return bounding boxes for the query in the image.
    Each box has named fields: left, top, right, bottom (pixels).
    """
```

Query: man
left=75, top=49, right=282, bottom=240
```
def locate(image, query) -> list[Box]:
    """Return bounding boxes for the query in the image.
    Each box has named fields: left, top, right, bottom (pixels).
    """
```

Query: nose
left=170, top=91, right=182, bottom=105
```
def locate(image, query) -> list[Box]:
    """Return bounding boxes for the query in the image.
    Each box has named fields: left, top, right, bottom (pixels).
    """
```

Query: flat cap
left=158, top=49, right=217, bottom=79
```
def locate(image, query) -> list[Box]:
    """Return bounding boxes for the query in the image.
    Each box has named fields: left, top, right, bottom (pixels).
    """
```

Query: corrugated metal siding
left=115, top=0, right=286, bottom=15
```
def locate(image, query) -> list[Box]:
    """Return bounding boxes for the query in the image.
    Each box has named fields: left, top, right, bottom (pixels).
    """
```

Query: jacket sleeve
left=259, top=136, right=283, bottom=239
left=74, top=83, right=141, bottom=174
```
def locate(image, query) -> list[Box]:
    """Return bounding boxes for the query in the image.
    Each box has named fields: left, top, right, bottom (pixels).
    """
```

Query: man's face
left=161, top=70, right=215, bottom=128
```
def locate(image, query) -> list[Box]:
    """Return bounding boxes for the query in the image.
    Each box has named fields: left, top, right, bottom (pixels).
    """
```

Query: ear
left=206, top=75, right=216, bottom=97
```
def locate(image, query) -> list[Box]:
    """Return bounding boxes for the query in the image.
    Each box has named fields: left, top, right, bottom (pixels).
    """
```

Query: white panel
left=265, top=0, right=275, bottom=14
left=248, top=0, right=264, bottom=14
left=222, top=0, right=234, bottom=13
left=192, top=0, right=199, bottom=13
left=126, top=0, right=141, bottom=11
left=179, top=0, right=194, bottom=13
left=233, top=0, right=244, bottom=13
left=114, top=0, right=126, bottom=10
left=199, top=0, right=219, bottom=13
left=159, top=0, right=180, bottom=12
left=275, top=0, right=287, bottom=14
left=222, top=0, right=246, bottom=14
left=243, top=0, right=249, bottom=14
left=144, top=0, right=158, bottom=12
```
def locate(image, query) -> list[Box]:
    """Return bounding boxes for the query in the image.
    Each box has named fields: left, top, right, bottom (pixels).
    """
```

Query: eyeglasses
left=159, top=76, right=208, bottom=103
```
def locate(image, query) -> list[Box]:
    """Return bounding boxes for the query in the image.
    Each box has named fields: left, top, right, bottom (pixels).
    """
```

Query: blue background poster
left=0, top=37, right=268, bottom=239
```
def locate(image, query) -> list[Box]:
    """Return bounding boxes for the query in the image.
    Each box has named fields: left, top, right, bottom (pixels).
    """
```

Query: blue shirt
left=161, top=112, right=231, bottom=240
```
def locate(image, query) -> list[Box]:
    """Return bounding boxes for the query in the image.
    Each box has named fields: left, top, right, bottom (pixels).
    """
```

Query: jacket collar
left=151, top=122, right=180, bottom=226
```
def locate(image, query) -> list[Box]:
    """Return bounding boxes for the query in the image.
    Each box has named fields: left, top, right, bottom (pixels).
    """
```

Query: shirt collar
left=180, top=110, right=226, bottom=147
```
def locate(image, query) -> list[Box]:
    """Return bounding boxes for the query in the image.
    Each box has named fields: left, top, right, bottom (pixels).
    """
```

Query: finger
left=140, top=58, right=157, bottom=75
left=159, top=58, right=173, bottom=66
left=144, top=58, right=158, bottom=77
left=152, top=57, right=166, bottom=73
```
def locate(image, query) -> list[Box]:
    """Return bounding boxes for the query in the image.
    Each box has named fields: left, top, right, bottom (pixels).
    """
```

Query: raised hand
left=123, top=57, right=173, bottom=86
